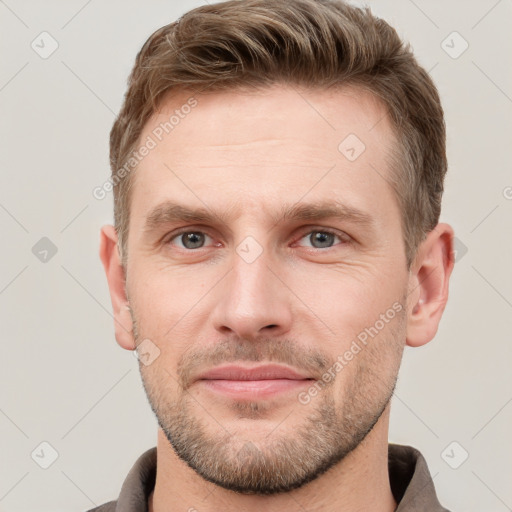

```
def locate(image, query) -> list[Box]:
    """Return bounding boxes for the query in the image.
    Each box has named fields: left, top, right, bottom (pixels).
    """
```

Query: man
left=96, top=0, right=455, bottom=510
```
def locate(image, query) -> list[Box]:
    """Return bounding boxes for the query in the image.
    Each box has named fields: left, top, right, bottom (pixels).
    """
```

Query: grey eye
left=302, top=231, right=339, bottom=249
left=178, top=232, right=208, bottom=249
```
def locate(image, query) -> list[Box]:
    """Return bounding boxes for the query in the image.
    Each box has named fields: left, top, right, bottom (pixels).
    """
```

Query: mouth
left=195, top=364, right=315, bottom=399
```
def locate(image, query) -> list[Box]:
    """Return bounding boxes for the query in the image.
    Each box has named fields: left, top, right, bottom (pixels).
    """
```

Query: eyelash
left=163, top=227, right=350, bottom=251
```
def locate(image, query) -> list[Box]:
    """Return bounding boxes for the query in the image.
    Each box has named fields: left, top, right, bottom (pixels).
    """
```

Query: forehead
left=146, top=84, right=393, bottom=155
left=129, top=84, right=399, bottom=229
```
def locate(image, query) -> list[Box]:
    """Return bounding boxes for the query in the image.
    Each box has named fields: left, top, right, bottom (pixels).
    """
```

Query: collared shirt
left=87, top=443, right=451, bottom=511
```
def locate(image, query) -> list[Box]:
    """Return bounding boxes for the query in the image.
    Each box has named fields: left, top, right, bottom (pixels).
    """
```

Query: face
left=125, top=84, right=410, bottom=494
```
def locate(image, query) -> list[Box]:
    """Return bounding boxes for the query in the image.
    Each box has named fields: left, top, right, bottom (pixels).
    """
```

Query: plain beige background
left=0, top=1, right=511, bottom=510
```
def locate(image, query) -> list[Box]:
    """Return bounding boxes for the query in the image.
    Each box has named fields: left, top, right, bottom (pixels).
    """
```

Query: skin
left=100, top=84, right=454, bottom=512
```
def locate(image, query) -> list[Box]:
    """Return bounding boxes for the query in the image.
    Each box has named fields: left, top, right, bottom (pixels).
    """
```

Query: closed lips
left=197, top=364, right=313, bottom=381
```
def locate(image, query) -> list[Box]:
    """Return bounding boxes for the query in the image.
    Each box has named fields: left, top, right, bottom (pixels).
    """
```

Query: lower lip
left=199, top=379, right=313, bottom=398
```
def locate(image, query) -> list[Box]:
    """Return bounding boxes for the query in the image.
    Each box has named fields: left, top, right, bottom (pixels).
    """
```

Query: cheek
left=328, top=306, right=406, bottom=397
left=130, top=265, right=210, bottom=332
left=290, top=264, right=405, bottom=338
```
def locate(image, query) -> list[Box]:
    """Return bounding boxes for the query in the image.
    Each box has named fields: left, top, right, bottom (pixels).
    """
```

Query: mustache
left=130, top=307, right=333, bottom=390
left=176, top=337, right=332, bottom=390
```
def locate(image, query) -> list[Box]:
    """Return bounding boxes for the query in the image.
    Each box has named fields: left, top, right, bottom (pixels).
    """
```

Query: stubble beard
left=132, top=307, right=405, bottom=495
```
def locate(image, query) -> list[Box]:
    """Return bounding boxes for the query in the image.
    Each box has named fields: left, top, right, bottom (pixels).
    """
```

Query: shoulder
left=86, top=500, right=117, bottom=512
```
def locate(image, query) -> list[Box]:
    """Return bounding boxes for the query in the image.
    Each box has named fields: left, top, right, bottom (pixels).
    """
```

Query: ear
left=99, top=225, right=135, bottom=350
left=406, top=223, right=455, bottom=347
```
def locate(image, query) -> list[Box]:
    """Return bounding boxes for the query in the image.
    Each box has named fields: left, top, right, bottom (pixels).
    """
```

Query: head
left=100, top=0, right=454, bottom=495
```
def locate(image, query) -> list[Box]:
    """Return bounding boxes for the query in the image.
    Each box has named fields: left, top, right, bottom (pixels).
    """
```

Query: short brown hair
left=110, top=0, right=447, bottom=269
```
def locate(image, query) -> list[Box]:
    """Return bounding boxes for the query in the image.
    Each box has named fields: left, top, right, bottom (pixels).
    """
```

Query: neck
left=149, top=405, right=397, bottom=512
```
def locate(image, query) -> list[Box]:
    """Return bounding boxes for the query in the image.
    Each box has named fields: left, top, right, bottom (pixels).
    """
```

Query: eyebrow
left=143, top=199, right=375, bottom=233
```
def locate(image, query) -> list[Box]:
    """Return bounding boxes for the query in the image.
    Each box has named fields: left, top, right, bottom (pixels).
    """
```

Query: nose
left=210, top=246, right=293, bottom=341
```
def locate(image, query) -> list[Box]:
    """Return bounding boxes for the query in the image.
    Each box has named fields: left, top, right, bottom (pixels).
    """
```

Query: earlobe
left=99, top=225, right=136, bottom=351
left=406, top=223, right=455, bottom=348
